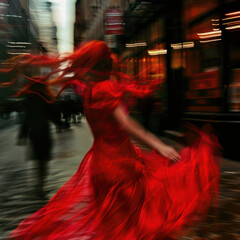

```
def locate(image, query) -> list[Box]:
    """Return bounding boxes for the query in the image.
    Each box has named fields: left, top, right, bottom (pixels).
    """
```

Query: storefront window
left=147, top=43, right=167, bottom=114
left=228, top=69, right=240, bottom=112
left=227, top=16, right=240, bottom=112
left=184, top=36, right=222, bottom=112
left=183, top=0, right=222, bottom=112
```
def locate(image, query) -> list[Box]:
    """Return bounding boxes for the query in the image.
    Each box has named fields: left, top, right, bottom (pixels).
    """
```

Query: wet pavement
left=0, top=118, right=239, bottom=239
left=0, top=118, right=93, bottom=239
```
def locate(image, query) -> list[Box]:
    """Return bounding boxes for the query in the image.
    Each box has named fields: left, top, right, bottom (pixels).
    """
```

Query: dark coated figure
left=17, top=82, right=59, bottom=196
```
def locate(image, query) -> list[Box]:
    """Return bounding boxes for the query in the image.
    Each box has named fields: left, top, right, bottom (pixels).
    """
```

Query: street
left=0, top=118, right=93, bottom=239
left=0, top=118, right=239, bottom=239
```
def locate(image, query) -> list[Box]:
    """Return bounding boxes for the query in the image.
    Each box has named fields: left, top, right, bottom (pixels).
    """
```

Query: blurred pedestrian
left=52, top=99, right=64, bottom=133
left=17, top=81, right=59, bottom=196
left=0, top=41, right=220, bottom=240
left=61, top=95, right=72, bottom=129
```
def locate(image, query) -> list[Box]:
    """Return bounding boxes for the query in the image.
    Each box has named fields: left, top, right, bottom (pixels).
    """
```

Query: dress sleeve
left=90, top=80, right=123, bottom=114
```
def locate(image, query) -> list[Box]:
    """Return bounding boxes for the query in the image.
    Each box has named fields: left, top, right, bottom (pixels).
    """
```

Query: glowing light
left=148, top=49, right=167, bottom=55
left=223, top=15, right=240, bottom=21
left=223, top=20, right=240, bottom=25
left=225, top=11, right=240, bottom=16
left=126, top=42, right=147, bottom=47
left=200, top=38, right=221, bottom=43
left=226, top=24, right=240, bottom=30
left=197, top=30, right=221, bottom=40
left=8, top=42, right=31, bottom=45
left=171, top=42, right=194, bottom=49
left=211, top=19, right=219, bottom=22
left=198, top=33, right=221, bottom=39
left=197, top=30, right=221, bottom=36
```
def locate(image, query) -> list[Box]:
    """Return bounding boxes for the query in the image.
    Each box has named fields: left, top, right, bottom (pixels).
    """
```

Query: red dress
left=9, top=80, right=220, bottom=240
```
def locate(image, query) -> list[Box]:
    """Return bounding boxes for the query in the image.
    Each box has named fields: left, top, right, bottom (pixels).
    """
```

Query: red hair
left=0, top=40, right=160, bottom=101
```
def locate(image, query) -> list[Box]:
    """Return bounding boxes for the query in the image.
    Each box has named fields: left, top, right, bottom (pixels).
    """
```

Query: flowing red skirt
left=9, top=132, right=220, bottom=240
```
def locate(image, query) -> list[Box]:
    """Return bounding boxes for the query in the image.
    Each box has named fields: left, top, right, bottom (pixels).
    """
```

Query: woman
left=1, top=41, right=220, bottom=239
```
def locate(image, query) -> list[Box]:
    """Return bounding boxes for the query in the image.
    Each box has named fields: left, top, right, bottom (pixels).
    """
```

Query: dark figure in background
left=14, top=100, right=24, bottom=124
left=71, top=95, right=84, bottom=123
left=52, top=100, right=64, bottom=133
left=77, top=95, right=84, bottom=116
left=17, top=82, right=58, bottom=196
left=137, top=95, right=156, bottom=130
left=61, top=95, right=73, bottom=129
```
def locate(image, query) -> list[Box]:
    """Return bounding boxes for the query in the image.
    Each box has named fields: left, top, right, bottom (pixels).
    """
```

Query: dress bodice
left=84, top=80, right=129, bottom=145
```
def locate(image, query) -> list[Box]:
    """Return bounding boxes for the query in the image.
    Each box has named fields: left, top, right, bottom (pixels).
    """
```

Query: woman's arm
left=113, top=104, right=180, bottom=162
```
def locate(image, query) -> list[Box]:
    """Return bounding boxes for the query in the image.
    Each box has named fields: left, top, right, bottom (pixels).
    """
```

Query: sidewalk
left=0, top=119, right=93, bottom=239
left=0, top=116, right=15, bottom=130
left=0, top=119, right=239, bottom=239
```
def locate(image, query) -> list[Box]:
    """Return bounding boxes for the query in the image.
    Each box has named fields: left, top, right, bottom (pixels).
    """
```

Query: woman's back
left=84, top=80, right=129, bottom=145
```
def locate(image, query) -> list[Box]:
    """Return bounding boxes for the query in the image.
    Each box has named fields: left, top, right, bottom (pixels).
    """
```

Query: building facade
left=75, top=0, right=240, bottom=159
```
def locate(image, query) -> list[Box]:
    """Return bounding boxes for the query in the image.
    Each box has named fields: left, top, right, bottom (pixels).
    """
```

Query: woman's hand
left=156, top=144, right=181, bottom=162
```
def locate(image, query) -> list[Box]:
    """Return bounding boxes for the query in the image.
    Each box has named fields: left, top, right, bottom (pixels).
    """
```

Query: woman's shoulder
left=91, top=80, right=122, bottom=100
left=89, top=80, right=122, bottom=111
left=93, top=79, right=118, bottom=91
